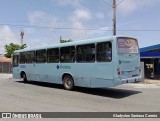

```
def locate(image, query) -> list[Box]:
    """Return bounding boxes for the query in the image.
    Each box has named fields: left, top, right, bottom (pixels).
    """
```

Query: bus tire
left=63, top=75, right=74, bottom=90
left=22, top=72, right=27, bottom=83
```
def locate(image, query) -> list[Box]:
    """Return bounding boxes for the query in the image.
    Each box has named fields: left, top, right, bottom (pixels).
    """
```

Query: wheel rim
left=64, top=76, right=74, bottom=90
left=66, top=78, right=72, bottom=87
left=65, top=77, right=72, bottom=88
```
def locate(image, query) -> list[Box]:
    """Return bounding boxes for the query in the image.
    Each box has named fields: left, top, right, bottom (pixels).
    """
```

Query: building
left=140, top=44, right=160, bottom=79
left=0, top=57, right=12, bottom=73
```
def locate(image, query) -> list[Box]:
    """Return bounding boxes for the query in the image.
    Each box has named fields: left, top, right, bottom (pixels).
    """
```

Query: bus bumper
left=114, top=75, right=142, bottom=86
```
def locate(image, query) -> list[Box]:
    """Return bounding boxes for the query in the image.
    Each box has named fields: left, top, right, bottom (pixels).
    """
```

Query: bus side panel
left=28, top=64, right=55, bottom=83
left=23, top=63, right=63, bottom=84
left=94, top=62, right=114, bottom=79
left=12, top=67, right=21, bottom=79
left=73, top=63, right=94, bottom=88
left=90, top=78, right=114, bottom=88
left=74, top=77, right=91, bottom=87
left=90, top=62, right=114, bottom=88
left=54, top=64, right=91, bottom=87
left=23, top=64, right=36, bottom=81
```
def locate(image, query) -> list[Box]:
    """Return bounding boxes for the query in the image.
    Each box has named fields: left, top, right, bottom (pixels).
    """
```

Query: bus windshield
left=117, top=37, right=139, bottom=54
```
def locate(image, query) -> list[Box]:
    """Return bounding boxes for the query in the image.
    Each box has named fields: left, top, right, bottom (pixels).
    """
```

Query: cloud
left=95, top=12, right=105, bottom=20
left=28, top=38, right=47, bottom=48
left=27, top=8, right=107, bottom=45
left=0, top=26, right=19, bottom=54
left=117, top=0, right=160, bottom=15
left=68, top=8, right=109, bottom=40
left=28, top=11, right=45, bottom=25
left=28, top=11, right=58, bottom=28
left=71, top=9, right=91, bottom=21
left=27, top=11, right=61, bottom=45
left=67, top=8, right=92, bottom=39
left=54, top=0, right=82, bottom=7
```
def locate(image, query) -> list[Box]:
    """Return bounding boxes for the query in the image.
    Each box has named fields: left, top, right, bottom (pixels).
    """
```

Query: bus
left=12, top=36, right=142, bottom=90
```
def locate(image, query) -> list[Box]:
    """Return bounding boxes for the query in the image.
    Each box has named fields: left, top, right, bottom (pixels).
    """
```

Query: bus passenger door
left=25, top=51, right=36, bottom=81
left=26, top=62, right=36, bottom=81
left=12, top=54, right=20, bottom=79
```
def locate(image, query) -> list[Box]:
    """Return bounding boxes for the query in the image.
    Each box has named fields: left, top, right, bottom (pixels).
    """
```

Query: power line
left=0, top=23, right=160, bottom=32
left=0, top=23, right=109, bottom=30
left=1, top=20, right=108, bottom=23
left=101, top=0, right=112, bottom=7
left=102, top=0, right=125, bottom=7
left=116, top=0, right=125, bottom=6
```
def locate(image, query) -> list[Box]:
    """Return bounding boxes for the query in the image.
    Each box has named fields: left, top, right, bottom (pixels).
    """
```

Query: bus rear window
left=117, top=37, right=139, bottom=54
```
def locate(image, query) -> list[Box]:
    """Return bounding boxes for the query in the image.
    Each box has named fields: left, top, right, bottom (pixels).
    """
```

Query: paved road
left=0, top=75, right=160, bottom=120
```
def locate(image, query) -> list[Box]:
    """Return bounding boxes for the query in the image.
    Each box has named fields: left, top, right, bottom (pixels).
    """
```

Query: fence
left=0, top=62, right=12, bottom=73
left=0, top=56, right=12, bottom=74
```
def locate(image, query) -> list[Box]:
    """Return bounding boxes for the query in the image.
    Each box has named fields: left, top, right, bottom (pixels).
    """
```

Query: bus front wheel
left=63, top=75, right=74, bottom=90
left=22, top=72, right=27, bottom=83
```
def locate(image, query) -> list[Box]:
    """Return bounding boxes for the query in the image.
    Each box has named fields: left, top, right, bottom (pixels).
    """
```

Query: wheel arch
left=62, top=73, right=74, bottom=82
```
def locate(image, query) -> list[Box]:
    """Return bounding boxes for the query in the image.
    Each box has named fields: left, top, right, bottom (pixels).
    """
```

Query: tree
left=60, top=39, right=72, bottom=43
left=4, top=43, right=27, bottom=58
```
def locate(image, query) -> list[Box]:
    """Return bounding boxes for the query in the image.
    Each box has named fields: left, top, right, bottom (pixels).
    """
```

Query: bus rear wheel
left=63, top=75, right=74, bottom=90
left=22, top=73, right=27, bottom=83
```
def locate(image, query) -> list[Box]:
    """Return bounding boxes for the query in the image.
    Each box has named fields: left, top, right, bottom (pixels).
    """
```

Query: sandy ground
left=0, top=73, right=160, bottom=121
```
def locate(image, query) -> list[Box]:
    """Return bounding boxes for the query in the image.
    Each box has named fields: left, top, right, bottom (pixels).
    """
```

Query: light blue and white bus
left=12, top=36, right=141, bottom=90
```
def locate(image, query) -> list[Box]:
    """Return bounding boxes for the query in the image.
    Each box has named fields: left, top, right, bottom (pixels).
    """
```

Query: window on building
left=20, top=52, right=26, bottom=64
left=76, top=44, right=95, bottom=62
left=96, top=42, right=112, bottom=62
left=47, top=48, right=59, bottom=63
left=36, top=49, right=46, bottom=63
left=60, top=46, right=75, bottom=63
left=26, top=51, right=35, bottom=63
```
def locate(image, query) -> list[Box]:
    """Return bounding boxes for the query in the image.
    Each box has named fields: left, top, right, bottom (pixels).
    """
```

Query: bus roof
left=14, top=35, right=135, bottom=53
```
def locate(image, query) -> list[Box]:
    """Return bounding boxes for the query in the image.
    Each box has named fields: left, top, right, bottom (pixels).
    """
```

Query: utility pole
left=112, top=0, right=116, bottom=36
left=20, top=30, right=24, bottom=45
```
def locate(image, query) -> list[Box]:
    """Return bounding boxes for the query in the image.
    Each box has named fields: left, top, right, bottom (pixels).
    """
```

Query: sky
left=0, top=0, right=160, bottom=54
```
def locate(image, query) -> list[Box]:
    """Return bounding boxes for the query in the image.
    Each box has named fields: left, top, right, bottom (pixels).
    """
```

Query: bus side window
left=36, top=49, right=46, bottom=63
left=96, top=42, right=112, bottom=62
left=26, top=51, right=35, bottom=63
left=20, top=52, right=26, bottom=64
left=60, top=46, right=75, bottom=63
left=76, top=44, right=95, bottom=63
left=47, top=48, right=59, bottom=63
